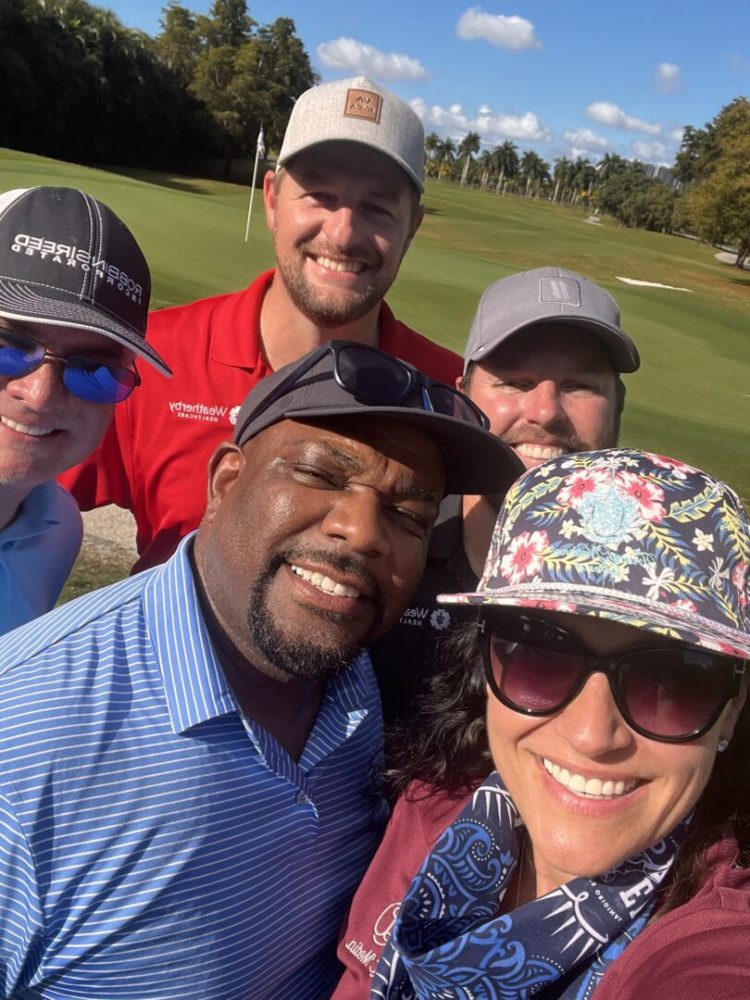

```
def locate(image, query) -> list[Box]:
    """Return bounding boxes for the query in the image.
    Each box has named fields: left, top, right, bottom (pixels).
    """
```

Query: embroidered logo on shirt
left=167, top=400, right=241, bottom=424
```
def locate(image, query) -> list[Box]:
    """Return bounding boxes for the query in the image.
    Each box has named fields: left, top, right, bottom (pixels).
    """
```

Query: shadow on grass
left=97, top=165, right=207, bottom=194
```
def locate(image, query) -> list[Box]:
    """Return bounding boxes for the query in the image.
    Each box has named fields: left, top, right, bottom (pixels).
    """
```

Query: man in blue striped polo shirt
left=0, top=343, right=520, bottom=999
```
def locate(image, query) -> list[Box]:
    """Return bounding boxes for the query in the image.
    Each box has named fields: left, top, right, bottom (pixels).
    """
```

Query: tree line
left=427, top=97, right=750, bottom=266
left=0, top=0, right=316, bottom=176
left=1, top=1, right=746, bottom=264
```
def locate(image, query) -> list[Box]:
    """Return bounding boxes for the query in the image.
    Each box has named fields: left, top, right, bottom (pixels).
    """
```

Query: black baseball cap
left=0, top=186, right=171, bottom=376
left=232, top=343, right=523, bottom=495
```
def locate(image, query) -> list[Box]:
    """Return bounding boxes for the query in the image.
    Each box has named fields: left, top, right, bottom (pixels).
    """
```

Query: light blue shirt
left=0, top=535, right=385, bottom=999
left=0, top=481, right=81, bottom=634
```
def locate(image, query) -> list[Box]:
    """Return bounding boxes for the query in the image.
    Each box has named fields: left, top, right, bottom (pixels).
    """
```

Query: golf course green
left=2, top=146, right=748, bottom=507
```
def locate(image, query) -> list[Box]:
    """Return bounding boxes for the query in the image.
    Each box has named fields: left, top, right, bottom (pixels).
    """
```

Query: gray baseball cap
left=463, top=267, right=640, bottom=374
left=233, top=342, right=523, bottom=496
left=277, top=76, right=425, bottom=192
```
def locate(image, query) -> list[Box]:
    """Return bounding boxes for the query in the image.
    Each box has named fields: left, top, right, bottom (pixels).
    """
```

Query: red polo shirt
left=60, top=270, right=462, bottom=573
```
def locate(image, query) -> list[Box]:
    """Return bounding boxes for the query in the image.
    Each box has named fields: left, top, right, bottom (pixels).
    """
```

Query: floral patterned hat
left=440, top=448, right=750, bottom=658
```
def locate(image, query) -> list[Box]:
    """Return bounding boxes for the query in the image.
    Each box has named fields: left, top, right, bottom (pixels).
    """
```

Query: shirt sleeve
left=0, top=793, right=44, bottom=996
left=332, top=786, right=468, bottom=999
left=595, top=904, right=750, bottom=999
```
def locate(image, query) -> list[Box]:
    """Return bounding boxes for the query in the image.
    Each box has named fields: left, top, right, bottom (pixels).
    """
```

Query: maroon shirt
left=333, top=781, right=750, bottom=998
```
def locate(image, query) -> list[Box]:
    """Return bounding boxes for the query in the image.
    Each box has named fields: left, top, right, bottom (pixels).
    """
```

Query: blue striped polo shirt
left=0, top=535, right=386, bottom=999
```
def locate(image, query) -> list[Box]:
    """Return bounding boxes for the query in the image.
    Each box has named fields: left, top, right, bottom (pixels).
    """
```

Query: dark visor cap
left=232, top=345, right=523, bottom=496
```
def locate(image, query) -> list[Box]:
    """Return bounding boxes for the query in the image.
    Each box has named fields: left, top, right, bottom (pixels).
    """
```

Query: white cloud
left=586, top=101, right=662, bottom=135
left=631, top=140, right=668, bottom=163
left=456, top=8, right=541, bottom=50
left=563, top=128, right=609, bottom=151
left=655, top=62, right=680, bottom=92
left=670, top=126, right=685, bottom=144
left=316, top=37, right=428, bottom=81
left=568, top=147, right=603, bottom=162
left=410, top=97, right=551, bottom=143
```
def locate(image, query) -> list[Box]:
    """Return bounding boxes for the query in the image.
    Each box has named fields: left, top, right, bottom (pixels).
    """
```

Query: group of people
left=0, top=73, right=746, bottom=999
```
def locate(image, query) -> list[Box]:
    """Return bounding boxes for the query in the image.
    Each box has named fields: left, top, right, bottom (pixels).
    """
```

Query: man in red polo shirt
left=61, top=75, right=461, bottom=572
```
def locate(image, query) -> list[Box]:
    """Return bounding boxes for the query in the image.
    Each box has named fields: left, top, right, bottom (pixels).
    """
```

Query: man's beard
left=273, top=237, right=393, bottom=328
left=246, top=549, right=383, bottom=682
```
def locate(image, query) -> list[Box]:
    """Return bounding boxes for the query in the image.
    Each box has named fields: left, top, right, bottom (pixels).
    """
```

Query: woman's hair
left=384, top=616, right=750, bottom=911
left=384, top=619, right=491, bottom=800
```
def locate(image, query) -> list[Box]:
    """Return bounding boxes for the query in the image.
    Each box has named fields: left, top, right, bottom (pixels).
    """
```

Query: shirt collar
left=1, top=481, right=68, bottom=544
left=143, top=533, right=237, bottom=734
left=142, top=534, right=379, bottom=743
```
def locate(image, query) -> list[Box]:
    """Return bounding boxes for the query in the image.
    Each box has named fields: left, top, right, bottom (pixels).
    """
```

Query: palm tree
left=571, top=157, right=598, bottom=205
left=552, top=157, right=574, bottom=203
left=493, top=140, right=519, bottom=194
left=457, top=130, right=481, bottom=186
left=424, top=131, right=441, bottom=178
left=477, top=148, right=494, bottom=190
left=434, top=137, right=456, bottom=182
left=519, top=150, right=550, bottom=198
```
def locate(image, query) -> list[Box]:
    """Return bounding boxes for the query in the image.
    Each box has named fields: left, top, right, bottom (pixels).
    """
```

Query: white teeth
left=543, top=758, right=636, bottom=799
left=315, top=256, right=363, bottom=274
left=515, top=443, right=566, bottom=460
left=1, top=416, right=54, bottom=437
left=291, top=564, right=360, bottom=599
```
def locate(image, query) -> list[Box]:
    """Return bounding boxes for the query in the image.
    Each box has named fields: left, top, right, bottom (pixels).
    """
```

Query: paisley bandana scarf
left=372, top=772, right=690, bottom=999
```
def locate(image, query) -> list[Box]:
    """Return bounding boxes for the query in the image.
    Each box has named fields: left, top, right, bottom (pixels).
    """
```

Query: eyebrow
left=311, top=441, right=442, bottom=505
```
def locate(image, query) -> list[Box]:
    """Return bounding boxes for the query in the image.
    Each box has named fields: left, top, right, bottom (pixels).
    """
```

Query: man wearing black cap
left=0, top=344, right=518, bottom=998
left=370, top=267, right=639, bottom=724
left=0, top=186, right=170, bottom=633
left=61, top=75, right=462, bottom=574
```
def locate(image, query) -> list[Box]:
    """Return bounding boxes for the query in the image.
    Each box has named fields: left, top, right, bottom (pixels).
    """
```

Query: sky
left=104, top=1, right=750, bottom=167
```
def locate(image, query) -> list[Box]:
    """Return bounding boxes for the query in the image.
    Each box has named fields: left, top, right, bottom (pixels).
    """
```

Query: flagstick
left=244, top=128, right=265, bottom=242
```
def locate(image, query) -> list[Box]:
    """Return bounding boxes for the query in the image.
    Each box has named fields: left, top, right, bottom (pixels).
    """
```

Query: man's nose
left=522, top=380, right=566, bottom=427
left=5, top=358, right=69, bottom=411
left=321, top=205, right=360, bottom=250
left=320, top=488, right=389, bottom=559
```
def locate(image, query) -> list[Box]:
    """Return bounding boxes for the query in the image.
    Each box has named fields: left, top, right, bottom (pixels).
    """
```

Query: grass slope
left=2, top=148, right=748, bottom=508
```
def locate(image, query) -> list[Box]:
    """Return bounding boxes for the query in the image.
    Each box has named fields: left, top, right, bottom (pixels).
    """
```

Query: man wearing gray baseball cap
left=0, top=185, right=170, bottom=633
left=370, top=266, right=639, bottom=724
left=61, top=75, right=461, bottom=574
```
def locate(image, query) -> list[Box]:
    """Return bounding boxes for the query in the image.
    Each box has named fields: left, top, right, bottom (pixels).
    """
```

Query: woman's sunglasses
left=0, top=329, right=140, bottom=404
left=481, top=610, right=745, bottom=743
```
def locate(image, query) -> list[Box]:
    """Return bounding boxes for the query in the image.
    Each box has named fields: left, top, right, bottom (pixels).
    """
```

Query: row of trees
left=0, top=0, right=315, bottom=174
left=425, top=97, right=749, bottom=263
left=426, top=133, right=678, bottom=233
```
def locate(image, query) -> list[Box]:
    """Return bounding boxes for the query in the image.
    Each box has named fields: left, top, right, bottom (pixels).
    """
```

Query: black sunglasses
left=0, top=328, right=140, bottom=404
left=235, top=340, right=488, bottom=444
left=481, top=610, right=745, bottom=743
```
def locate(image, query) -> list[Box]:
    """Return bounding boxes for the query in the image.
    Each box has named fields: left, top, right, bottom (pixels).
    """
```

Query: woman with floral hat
left=332, top=448, right=750, bottom=1000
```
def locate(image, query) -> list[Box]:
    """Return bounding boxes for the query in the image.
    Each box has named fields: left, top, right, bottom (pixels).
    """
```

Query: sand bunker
left=615, top=276, right=692, bottom=291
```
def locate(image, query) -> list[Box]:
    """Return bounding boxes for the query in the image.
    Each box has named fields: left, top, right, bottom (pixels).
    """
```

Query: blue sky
left=106, top=1, right=750, bottom=166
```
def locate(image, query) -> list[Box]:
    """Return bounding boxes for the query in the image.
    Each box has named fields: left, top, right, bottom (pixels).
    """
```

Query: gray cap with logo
left=463, top=266, right=640, bottom=374
left=277, top=75, right=425, bottom=192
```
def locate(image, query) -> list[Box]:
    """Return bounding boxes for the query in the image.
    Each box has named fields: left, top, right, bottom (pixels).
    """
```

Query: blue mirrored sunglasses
left=0, top=329, right=140, bottom=404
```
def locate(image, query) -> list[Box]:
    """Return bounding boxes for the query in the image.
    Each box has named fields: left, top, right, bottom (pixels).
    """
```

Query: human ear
left=203, top=444, right=244, bottom=521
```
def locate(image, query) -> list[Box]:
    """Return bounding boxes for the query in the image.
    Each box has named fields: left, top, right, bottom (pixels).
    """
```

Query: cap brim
left=278, top=139, right=424, bottom=193
left=284, top=404, right=523, bottom=495
left=438, top=584, right=750, bottom=659
left=468, top=315, right=640, bottom=374
left=0, top=282, right=172, bottom=377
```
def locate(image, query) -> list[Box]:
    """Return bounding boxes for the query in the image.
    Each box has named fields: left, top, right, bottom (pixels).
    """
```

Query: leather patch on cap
left=344, top=88, right=382, bottom=124
left=538, top=276, right=581, bottom=306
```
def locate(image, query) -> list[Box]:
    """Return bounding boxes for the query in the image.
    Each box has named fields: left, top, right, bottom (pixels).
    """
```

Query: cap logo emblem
left=539, top=277, right=581, bottom=306
left=344, top=88, right=382, bottom=124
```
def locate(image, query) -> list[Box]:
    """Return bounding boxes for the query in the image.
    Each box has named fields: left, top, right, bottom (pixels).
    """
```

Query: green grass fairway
left=2, top=147, right=748, bottom=508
